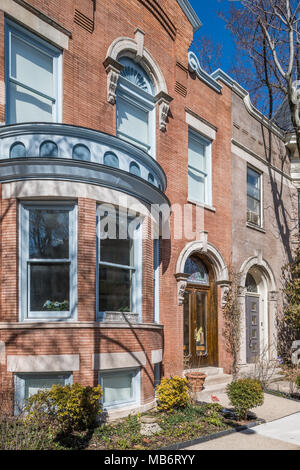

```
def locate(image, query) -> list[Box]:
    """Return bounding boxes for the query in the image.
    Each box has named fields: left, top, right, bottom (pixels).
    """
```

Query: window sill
left=1, top=321, right=163, bottom=330
left=246, top=222, right=266, bottom=233
left=187, top=199, right=216, bottom=212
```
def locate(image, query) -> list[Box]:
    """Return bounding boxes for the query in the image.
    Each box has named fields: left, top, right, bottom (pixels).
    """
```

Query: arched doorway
left=240, top=257, right=278, bottom=364
left=183, top=255, right=218, bottom=368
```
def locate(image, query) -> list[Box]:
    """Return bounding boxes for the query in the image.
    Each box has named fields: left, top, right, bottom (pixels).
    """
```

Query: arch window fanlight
left=129, top=161, right=141, bottom=177
left=40, top=140, right=58, bottom=157
left=72, top=144, right=91, bottom=161
left=246, top=273, right=258, bottom=293
left=116, top=57, right=155, bottom=157
left=119, top=58, right=154, bottom=95
left=184, top=256, right=209, bottom=285
left=103, top=151, right=119, bottom=168
left=10, top=141, right=26, bottom=158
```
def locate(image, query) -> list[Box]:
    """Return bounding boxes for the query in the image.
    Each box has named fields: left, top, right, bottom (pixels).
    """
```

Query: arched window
left=246, top=273, right=258, bottom=293
left=184, top=256, right=209, bottom=285
left=129, top=161, right=140, bottom=177
left=40, top=140, right=58, bottom=157
left=148, top=173, right=155, bottom=185
left=72, top=144, right=90, bottom=161
left=103, top=151, right=119, bottom=168
left=116, top=57, right=155, bottom=157
left=10, top=142, right=26, bottom=158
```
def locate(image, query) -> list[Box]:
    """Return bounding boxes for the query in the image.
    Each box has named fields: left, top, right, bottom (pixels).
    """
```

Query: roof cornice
left=212, top=68, right=284, bottom=138
left=177, top=0, right=202, bottom=32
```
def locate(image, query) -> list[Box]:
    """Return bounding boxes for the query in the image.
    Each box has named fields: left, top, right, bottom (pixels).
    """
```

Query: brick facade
left=0, top=0, right=296, bottom=416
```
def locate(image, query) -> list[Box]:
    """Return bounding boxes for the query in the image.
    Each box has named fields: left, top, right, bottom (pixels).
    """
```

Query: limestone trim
left=175, top=239, right=229, bottom=305
left=93, top=351, right=146, bottom=370
left=7, top=354, right=80, bottom=372
left=185, top=109, right=216, bottom=141
left=1, top=0, right=70, bottom=49
left=151, top=349, right=163, bottom=364
left=239, top=255, right=277, bottom=293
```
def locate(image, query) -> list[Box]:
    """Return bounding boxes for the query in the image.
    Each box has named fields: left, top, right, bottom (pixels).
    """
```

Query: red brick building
left=0, top=0, right=295, bottom=418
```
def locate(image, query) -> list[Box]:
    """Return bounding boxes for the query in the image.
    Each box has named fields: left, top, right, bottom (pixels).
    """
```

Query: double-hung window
left=116, top=57, right=155, bottom=157
left=247, top=167, right=262, bottom=226
left=20, top=203, right=77, bottom=321
left=188, top=129, right=212, bottom=206
left=97, top=208, right=142, bottom=320
left=5, top=19, right=62, bottom=124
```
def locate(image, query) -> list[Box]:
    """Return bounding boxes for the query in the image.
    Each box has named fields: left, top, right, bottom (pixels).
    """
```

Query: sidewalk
left=185, top=393, right=300, bottom=450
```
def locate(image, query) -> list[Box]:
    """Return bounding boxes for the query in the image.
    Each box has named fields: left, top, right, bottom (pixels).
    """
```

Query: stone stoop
left=186, top=367, right=233, bottom=403
left=238, top=364, right=284, bottom=384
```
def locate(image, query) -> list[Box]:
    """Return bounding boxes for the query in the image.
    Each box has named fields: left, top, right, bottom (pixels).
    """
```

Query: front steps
left=184, top=367, right=232, bottom=403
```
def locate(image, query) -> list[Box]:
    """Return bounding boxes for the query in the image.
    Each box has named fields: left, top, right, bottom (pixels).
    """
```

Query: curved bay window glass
left=97, top=208, right=142, bottom=321
left=116, top=57, right=155, bottom=157
left=246, top=273, right=258, bottom=293
left=20, top=203, right=77, bottom=321
left=184, top=256, right=209, bottom=285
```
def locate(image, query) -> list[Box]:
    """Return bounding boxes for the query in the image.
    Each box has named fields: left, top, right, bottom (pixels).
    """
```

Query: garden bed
left=58, top=403, right=261, bottom=451
left=264, top=388, right=300, bottom=402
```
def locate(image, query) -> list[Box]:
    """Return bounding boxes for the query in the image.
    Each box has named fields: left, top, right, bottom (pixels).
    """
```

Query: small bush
left=296, top=375, right=300, bottom=389
left=25, top=383, right=103, bottom=433
left=226, top=378, right=264, bottom=420
left=156, top=376, right=189, bottom=412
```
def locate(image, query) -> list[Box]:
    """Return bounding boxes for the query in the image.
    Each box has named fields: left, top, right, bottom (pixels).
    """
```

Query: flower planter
left=185, top=372, right=207, bottom=393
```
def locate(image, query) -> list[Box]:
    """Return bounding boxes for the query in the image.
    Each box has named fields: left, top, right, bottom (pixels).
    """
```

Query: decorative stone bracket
left=104, top=31, right=173, bottom=131
left=103, top=57, right=124, bottom=105
left=155, top=91, right=173, bottom=132
left=216, top=280, right=232, bottom=308
left=174, top=273, right=189, bottom=306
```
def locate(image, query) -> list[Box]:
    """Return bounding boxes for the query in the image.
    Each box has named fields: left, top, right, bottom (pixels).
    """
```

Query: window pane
left=30, top=263, right=69, bottom=311
left=103, top=372, right=133, bottom=404
left=247, top=196, right=260, bottom=214
left=188, top=166, right=205, bottom=202
left=9, top=83, right=53, bottom=123
left=247, top=182, right=260, bottom=200
left=99, top=265, right=131, bottom=311
left=189, top=137, right=206, bottom=172
left=11, top=35, right=53, bottom=97
left=247, top=168, right=260, bottom=189
left=25, top=376, right=66, bottom=400
left=117, top=98, right=148, bottom=146
left=29, top=209, right=69, bottom=259
left=100, top=216, right=133, bottom=266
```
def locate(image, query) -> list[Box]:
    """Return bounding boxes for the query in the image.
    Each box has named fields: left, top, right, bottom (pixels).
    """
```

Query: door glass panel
left=195, top=292, right=207, bottom=357
left=183, top=299, right=190, bottom=355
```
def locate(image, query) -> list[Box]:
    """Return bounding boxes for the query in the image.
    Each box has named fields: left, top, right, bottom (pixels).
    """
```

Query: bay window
left=97, top=207, right=142, bottom=321
left=20, top=202, right=77, bottom=321
left=5, top=19, right=61, bottom=124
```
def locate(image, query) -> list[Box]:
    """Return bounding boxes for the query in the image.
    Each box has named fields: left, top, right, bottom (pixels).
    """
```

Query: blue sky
left=189, top=0, right=236, bottom=73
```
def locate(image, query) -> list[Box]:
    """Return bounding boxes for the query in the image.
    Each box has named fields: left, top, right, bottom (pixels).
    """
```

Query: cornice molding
left=177, top=0, right=202, bottom=33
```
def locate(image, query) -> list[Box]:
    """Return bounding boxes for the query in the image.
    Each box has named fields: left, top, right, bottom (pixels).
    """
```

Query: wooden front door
left=246, top=295, right=260, bottom=363
left=183, top=286, right=218, bottom=368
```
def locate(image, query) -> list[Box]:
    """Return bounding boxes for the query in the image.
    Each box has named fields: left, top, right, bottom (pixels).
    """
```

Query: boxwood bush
left=156, top=376, right=190, bottom=412
left=25, top=383, right=103, bottom=433
left=226, top=378, right=264, bottom=420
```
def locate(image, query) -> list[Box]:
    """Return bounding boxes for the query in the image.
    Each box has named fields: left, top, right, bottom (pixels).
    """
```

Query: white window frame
left=188, top=129, right=212, bottom=206
left=19, top=201, right=77, bottom=322
left=14, top=372, right=72, bottom=415
left=99, top=367, right=140, bottom=410
left=5, top=18, right=62, bottom=124
left=96, top=207, right=143, bottom=321
left=116, top=66, right=156, bottom=158
left=153, top=238, right=160, bottom=323
left=247, top=165, right=263, bottom=227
